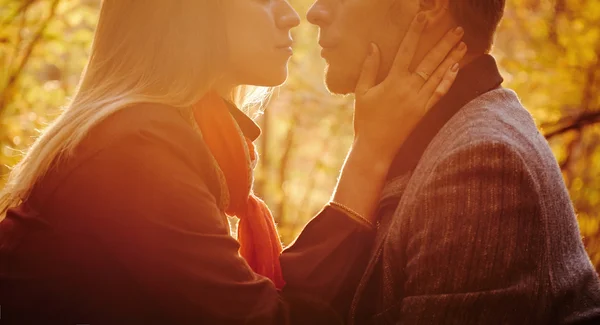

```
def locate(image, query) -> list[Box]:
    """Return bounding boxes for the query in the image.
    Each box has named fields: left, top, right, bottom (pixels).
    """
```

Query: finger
left=355, top=43, right=381, bottom=95
left=412, top=26, right=465, bottom=87
left=424, top=62, right=460, bottom=110
left=389, top=12, right=427, bottom=76
left=419, top=42, right=467, bottom=97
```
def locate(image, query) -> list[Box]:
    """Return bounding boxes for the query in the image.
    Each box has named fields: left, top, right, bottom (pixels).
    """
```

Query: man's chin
left=324, top=66, right=357, bottom=95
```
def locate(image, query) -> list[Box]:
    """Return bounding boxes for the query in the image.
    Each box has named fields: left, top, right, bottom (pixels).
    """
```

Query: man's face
left=307, top=0, right=419, bottom=95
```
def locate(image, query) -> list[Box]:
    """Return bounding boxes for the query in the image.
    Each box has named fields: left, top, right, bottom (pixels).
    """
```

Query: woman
left=0, top=0, right=465, bottom=324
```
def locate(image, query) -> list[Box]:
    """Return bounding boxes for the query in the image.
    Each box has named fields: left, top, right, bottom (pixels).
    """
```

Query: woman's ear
left=419, top=0, right=450, bottom=30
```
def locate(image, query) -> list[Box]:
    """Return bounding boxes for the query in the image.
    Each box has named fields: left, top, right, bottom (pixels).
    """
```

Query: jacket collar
left=387, top=54, right=504, bottom=180
left=223, top=101, right=262, bottom=142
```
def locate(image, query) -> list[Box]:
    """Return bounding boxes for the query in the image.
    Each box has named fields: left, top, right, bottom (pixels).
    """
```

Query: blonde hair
left=0, top=0, right=270, bottom=216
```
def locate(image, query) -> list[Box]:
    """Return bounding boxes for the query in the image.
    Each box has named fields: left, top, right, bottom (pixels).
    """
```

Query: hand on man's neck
left=408, top=26, right=483, bottom=74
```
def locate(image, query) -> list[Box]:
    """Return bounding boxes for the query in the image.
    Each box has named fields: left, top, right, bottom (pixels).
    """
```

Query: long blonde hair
left=0, top=0, right=269, bottom=216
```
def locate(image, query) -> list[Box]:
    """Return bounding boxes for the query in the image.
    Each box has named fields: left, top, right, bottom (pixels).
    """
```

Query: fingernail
left=458, top=42, right=467, bottom=51
left=454, top=26, right=464, bottom=35
left=417, top=13, right=426, bottom=23
left=451, top=63, right=459, bottom=72
left=369, top=43, right=376, bottom=55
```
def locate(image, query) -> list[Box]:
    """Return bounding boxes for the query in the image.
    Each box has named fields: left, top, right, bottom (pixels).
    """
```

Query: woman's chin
left=254, top=70, right=289, bottom=87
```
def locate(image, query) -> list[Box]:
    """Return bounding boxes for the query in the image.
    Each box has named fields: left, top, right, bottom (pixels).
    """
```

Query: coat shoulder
left=431, top=88, right=550, bottom=166
left=34, top=103, right=224, bottom=211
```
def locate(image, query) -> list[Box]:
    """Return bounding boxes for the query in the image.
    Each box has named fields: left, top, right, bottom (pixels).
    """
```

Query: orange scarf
left=193, top=91, right=285, bottom=289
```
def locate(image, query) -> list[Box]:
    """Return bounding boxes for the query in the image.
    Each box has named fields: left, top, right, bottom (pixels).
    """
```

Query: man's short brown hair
left=447, top=0, right=506, bottom=53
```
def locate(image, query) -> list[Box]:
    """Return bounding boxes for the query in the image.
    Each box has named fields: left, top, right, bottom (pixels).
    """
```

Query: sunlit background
left=1, top=0, right=599, bottom=271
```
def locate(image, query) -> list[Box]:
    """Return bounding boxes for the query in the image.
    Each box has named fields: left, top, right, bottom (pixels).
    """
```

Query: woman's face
left=224, top=0, right=300, bottom=87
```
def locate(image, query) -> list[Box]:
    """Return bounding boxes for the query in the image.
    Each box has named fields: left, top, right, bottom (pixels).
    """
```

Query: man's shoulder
left=417, top=87, right=565, bottom=196
left=432, top=88, right=547, bottom=162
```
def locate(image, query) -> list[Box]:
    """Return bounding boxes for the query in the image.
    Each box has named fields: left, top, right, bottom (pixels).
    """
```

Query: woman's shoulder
left=43, top=103, right=224, bottom=207
left=73, top=102, right=212, bottom=165
left=89, top=102, right=202, bottom=151
left=33, top=102, right=230, bottom=249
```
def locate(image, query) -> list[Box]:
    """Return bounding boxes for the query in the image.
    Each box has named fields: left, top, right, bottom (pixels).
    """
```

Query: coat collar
left=387, top=54, right=504, bottom=180
left=223, top=101, right=262, bottom=142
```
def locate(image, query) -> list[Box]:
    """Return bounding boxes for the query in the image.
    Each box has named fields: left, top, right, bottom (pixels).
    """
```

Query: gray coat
left=349, top=88, right=600, bottom=324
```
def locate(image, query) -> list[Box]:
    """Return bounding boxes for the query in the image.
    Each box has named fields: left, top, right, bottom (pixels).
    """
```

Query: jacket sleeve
left=392, top=141, right=549, bottom=324
left=281, top=205, right=376, bottom=320
left=56, top=127, right=374, bottom=324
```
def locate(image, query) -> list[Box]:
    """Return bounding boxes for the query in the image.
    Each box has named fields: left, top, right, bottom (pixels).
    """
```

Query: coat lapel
left=349, top=172, right=412, bottom=324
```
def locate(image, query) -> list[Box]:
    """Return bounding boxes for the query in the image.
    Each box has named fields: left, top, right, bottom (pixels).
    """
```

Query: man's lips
left=319, top=42, right=335, bottom=58
left=319, top=41, right=336, bottom=49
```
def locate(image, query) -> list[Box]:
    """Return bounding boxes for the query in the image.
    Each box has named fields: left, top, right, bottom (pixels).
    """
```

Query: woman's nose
left=276, top=1, right=301, bottom=29
left=306, top=1, right=330, bottom=27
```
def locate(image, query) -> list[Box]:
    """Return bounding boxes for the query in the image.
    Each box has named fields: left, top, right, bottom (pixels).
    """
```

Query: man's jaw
left=324, top=66, right=358, bottom=95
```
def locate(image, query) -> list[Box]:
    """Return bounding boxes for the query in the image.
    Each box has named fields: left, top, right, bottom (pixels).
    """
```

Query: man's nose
left=276, top=1, right=301, bottom=29
left=306, top=1, right=330, bottom=26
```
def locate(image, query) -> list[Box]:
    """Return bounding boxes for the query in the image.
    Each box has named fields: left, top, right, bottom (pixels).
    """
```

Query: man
left=307, top=0, right=600, bottom=323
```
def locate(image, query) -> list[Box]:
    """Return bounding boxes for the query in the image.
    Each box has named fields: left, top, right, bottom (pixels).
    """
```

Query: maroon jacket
left=0, top=103, right=374, bottom=324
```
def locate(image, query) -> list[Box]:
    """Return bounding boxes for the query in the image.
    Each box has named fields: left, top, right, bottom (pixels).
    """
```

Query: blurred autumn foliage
left=1, top=0, right=599, bottom=270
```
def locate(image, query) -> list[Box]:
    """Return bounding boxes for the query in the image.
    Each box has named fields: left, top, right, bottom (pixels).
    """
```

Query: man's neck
left=459, top=52, right=484, bottom=69
left=409, top=51, right=483, bottom=72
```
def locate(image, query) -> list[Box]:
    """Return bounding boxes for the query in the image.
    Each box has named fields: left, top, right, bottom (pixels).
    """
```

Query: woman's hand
left=332, top=13, right=466, bottom=224
left=353, top=13, right=467, bottom=163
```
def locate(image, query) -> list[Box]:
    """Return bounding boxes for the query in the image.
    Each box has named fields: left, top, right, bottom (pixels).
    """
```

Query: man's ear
left=419, top=0, right=450, bottom=29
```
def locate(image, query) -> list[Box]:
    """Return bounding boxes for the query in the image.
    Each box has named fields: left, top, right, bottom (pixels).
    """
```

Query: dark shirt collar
left=223, top=101, right=262, bottom=141
left=387, top=54, right=504, bottom=180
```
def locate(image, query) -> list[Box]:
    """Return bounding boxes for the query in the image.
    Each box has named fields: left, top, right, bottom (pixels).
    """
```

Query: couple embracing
left=1, top=0, right=599, bottom=324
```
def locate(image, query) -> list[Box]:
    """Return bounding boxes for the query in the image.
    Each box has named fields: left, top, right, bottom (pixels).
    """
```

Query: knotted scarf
left=193, top=91, right=285, bottom=289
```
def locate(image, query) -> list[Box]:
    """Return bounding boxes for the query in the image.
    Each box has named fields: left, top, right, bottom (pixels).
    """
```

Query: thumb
left=355, top=43, right=380, bottom=96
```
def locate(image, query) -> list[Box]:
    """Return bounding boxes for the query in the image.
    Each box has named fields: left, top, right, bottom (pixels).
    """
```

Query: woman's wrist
left=331, top=141, right=395, bottom=225
left=349, top=137, right=396, bottom=173
left=328, top=201, right=376, bottom=230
